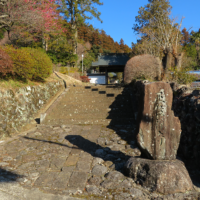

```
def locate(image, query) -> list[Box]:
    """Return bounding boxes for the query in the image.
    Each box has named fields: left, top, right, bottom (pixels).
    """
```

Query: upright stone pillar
left=136, top=81, right=181, bottom=160
left=125, top=81, right=194, bottom=194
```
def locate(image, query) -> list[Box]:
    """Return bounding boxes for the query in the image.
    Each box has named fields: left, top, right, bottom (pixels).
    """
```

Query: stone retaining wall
left=0, top=80, right=64, bottom=138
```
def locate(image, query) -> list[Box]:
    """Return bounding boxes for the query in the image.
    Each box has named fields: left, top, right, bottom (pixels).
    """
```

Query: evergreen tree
left=59, top=0, right=103, bottom=56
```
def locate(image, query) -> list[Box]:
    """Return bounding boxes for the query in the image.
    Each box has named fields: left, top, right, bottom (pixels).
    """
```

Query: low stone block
left=124, top=157, right=193, bottom=194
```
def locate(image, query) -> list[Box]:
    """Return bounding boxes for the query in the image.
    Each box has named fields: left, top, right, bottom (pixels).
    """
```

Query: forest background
left=0, top=0, right=200, bottom=84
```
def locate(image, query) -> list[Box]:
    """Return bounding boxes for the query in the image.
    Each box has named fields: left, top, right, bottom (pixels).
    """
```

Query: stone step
left=57, top=106, right=133, bottom=110
left=67, top=93, right=130, bottom=97
left=62, top=95, right=131, bottom=100
left=49, top=113, right=134, bottom=119
left=58, top=106, right=133, bottom=111
left=56, top=98, right=132, bottom=105
left=43, top=118, right=135, bottom=126
left=61, top=101, right=131, bottom=106
left=68, top=88, right=128, bottom=92
left=43, top=85, right=134, bottom=126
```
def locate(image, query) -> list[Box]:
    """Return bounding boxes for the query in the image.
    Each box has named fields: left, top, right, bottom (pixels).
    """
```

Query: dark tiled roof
left=92, top=53, right=130, bottom=67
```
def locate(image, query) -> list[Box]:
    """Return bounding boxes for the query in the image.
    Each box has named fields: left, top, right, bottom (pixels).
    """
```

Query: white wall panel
left=88, top=75, right=106, bottom=84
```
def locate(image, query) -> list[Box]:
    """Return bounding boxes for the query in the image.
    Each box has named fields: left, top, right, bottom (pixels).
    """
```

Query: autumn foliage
left=78, top=25, right=131, bottom=54
left=124, top=54, right=162, bottom=84
left=80, top=76, right=91, bottom=83
left=2, top=46, right=52, bottom=81
left=0, top=0, right=65, bottom=45
left=0, top=48, right=14, bottom=77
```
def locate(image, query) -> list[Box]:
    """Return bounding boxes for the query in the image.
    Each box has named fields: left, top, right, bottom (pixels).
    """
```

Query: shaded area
left=106, top=93, right=115, bottom=97
left=65, top=135, right=131, bottom=173
left=91, top=88, right=98, bottom=91
left=172, top=90, right=200, bottom=188
left=99, top=91, right=106, bottom=94
left=0, top=167, right=23, bottom=183
left=35, top=118, right=40, bottom=124
left=24, top=135, right=131, bottom=173
left=106, top=85, right=136, bottom=135
left=106, top=85, right=122, bottom=89
left=85, top=86, right=91, bottom=89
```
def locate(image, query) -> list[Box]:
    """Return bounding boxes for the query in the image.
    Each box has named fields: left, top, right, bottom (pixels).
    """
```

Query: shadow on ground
left=0, top=167, right=23, bottom=182
left=24, top=135, right=131, bottom=174
left=106, top=85, right=137, bottom=146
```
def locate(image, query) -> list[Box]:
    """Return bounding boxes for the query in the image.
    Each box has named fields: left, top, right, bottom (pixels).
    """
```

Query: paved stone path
left=3, top=124, right=143, bottom=199
left=0, top=85, right=199, bottom=200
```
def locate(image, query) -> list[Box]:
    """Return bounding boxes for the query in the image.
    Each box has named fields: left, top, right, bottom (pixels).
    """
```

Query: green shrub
left=25, top=48, right=53, bottom=80
left=3, top=46, right=52, bottom=81
left=3, top=46, right=35, bottom=80
left=169, top=67, right=197, bottom=85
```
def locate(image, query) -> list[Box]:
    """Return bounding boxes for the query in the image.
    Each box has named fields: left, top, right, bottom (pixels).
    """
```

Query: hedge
left=2, top=46, right=53, bottom=81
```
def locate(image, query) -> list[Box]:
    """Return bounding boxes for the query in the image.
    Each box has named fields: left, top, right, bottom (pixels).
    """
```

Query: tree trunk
left=175, top=52, right=184, bottom=71
left=71, top=0, right=78, bottom=56
left=0, top=31, right=9, bottom=45
left=42, top=38, right=48, bottom=51
left=72, top=22, right=78, bottom=55
left=164, top=51, right=172, bottom=76
left=155, top=56, right=162, bottom=81
left=7, top=30, right=11, bottom=41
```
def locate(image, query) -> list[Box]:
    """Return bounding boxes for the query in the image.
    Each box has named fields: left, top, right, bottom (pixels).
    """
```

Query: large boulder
left=124, top=54, right=162, bottom=84
left=136, top=81, right=181, bottom=160
left=124, top=157, right=193, bottom=194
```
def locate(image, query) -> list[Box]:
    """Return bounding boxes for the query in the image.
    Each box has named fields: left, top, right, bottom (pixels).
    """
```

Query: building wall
left=88, top=75, right=106, bottom=84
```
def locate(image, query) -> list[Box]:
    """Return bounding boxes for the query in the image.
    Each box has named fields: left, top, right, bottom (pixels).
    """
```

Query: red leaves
left=0, top=48, right=14, bottom=77
left=1, top=0, right=66, bottom=40
left=80, top=76, right=91, bottom=83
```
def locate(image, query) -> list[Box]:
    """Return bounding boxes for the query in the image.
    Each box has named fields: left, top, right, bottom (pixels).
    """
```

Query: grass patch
left=168, top=67, right=197, bottom=85
left=0, top=73, right=61, bottom=90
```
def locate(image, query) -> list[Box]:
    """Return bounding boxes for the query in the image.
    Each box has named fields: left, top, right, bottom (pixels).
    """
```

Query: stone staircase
left=43, top=85, right=135, bottom=126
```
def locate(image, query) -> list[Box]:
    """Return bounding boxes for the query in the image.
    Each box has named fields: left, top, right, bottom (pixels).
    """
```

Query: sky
left=89, top=0, right=200, bottom=48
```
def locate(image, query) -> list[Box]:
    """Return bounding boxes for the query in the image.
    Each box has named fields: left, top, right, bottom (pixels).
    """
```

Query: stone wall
left=0, top=80, right=64, bottom=138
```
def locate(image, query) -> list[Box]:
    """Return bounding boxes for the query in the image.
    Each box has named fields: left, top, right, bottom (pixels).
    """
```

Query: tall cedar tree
left=58, top=0, right=103, bottom=56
